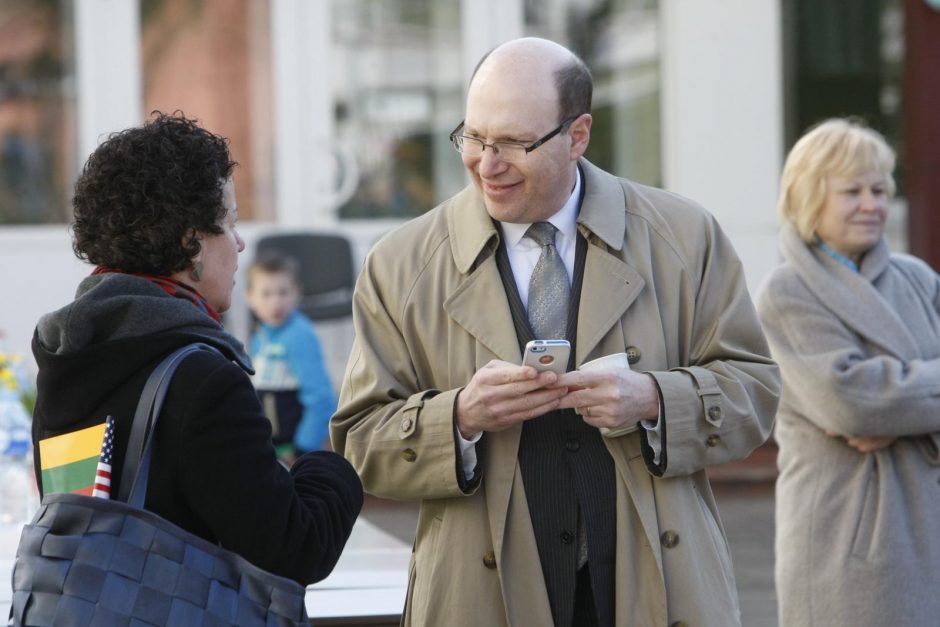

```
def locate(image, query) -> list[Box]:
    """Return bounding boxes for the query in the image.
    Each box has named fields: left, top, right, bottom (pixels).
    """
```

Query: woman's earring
left=190, top=261, right=204, bottom=282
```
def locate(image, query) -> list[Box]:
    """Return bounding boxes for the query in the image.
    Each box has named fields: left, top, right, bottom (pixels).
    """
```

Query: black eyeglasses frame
left=448, top=116, right=580, bottom=158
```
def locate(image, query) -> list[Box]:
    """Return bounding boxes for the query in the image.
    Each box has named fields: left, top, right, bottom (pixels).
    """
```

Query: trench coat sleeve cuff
left=645, top=368, right=717, bottom=476
left=640, top=373, right=668, bottom=476
left=364, top=386, right=481, bottom=499
left=453, top=390, right=484, bottom=493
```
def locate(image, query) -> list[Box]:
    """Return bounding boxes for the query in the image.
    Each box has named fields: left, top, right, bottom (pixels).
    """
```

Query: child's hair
left=247, top=250, right=302, bottom=290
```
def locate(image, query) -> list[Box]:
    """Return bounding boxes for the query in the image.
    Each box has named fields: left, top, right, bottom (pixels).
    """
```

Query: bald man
left=332, top=38, right=779, bottom=627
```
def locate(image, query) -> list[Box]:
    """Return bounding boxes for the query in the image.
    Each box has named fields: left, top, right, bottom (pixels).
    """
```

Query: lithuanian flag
left=38, top=422, right=107, bottom=496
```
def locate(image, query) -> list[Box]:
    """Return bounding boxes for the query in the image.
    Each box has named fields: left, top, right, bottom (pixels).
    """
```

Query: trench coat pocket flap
left=675, top=367, right=723, bottom=427
left=919, top=433, right=940, bottom=466
left=399, top=396, right=425, bottom=439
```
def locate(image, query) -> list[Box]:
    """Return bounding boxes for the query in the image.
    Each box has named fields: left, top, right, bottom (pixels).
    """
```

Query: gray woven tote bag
left=10, top=343, right=309, bottom=626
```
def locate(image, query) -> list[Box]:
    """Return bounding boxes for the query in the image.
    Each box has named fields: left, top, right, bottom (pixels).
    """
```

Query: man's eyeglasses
left=448, top=117, right=579, bottom=163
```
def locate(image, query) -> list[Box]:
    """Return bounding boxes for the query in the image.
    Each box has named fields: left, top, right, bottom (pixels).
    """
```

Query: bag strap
left=117, top=343, right=223, bottom=507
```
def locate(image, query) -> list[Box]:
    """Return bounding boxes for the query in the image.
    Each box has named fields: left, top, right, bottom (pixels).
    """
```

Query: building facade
left=1, top=0, right=937, bottom=360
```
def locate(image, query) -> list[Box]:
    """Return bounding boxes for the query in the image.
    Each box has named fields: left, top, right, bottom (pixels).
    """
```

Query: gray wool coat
left=757, top=224, right=940, bottom=627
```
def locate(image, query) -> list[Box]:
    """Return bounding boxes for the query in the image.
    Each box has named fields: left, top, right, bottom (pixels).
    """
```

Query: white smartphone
left=522, top=339, right=571, bottom=375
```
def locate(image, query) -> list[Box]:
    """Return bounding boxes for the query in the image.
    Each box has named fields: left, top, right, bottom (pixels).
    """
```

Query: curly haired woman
left=30, top=112, right=362, bottom=587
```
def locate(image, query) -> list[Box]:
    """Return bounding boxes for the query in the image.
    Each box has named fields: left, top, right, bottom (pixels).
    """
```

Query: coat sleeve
left=757, top=269, right=940, bottom=438
left=173, top=355, right=362, bottom=585
left=330, top=250, right=475, bottom=501
left=644, top=215, right=780, bottom=477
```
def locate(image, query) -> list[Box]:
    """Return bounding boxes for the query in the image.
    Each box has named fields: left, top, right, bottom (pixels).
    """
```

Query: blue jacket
left=250, top=310, right=336, bottom=451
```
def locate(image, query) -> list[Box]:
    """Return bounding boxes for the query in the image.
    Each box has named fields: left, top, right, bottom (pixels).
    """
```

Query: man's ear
left=568, top=113, right=592, bottom=160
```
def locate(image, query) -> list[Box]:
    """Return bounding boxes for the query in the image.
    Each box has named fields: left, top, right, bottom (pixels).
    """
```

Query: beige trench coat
left=331, top=160, right=780, bottom=626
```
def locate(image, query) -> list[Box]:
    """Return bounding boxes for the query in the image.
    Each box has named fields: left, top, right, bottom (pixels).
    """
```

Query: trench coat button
left=401, top=448, right=417, bottom=462
left=707, top=406, right=722, bottom=421
left=401, top=417, right=413, bottom=432
left=565, top=439, right=580, bottom=452
left=625, top=346, right=641, bottom=365
left=482, top=550, right=497, bottom=569
left=560, top=531, right=574, bottom=544
left=660, top=530, right=680, bottom=548
left=706, top=434, right=721, bottom=447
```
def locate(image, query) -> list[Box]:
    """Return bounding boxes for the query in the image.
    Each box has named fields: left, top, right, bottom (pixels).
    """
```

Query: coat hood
left=33, top=272, right=252, bottom=429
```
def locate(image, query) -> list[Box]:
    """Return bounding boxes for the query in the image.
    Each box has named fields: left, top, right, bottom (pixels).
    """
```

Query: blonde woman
left=757, top=118, right=940, bottom=626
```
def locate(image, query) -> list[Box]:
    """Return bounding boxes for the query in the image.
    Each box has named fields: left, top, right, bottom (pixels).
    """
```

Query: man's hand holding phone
left=455, top=341, right=571, bottom=439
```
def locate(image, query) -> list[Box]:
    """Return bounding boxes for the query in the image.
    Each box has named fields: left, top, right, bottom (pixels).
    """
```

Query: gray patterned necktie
left=525, top=222, right=570, bottom=340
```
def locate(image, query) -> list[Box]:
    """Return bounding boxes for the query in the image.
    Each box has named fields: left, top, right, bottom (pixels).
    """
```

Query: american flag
left=91, top=415, right=115, bottom=499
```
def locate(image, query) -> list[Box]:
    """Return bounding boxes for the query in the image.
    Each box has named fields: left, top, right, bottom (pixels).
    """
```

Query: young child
left=246, top=251, right=336, bottom=461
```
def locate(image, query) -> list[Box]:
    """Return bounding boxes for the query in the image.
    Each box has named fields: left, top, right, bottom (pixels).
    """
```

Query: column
left=74, top=0, right=142, bottom=164
left=271, top=0, right=337, bottom=227
left=660, top=0, right=784, bottom=292
left=460, top=0, right=524, bottom=87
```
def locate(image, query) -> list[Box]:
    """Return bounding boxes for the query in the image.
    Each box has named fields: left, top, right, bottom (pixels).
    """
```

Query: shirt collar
left=499, top=168, right=582, bottom=249
left=817, top=241, right=859, bottom=272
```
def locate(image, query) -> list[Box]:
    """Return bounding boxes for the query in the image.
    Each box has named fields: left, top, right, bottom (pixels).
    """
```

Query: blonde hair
left=778, top=118, right=896, bottom=242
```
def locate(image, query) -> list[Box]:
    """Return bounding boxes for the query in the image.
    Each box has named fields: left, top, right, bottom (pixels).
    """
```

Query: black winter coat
left=32, top=273, right=363, bottom=585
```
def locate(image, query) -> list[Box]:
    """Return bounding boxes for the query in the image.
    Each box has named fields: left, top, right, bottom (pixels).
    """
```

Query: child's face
left=247, top=271, right=301, bottom=327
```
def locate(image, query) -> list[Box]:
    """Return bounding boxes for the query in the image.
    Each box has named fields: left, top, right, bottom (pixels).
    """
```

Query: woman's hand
left=845, top=435, right=896, bottom=452
left=826, top=431, right=896, bottom=453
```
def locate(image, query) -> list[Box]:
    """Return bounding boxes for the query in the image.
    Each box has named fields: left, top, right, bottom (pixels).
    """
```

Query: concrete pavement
left=714, top=482, right=777, bottom=627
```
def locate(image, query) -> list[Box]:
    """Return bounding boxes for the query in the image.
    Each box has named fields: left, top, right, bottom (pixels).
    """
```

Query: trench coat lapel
left=575, top=160, right=646, bottom=365
left=574, top=162, right=664, bottom=577
left=575, top=244, right=644, bottom=364
left=442, top=186, right=525, bottom=558
left=444, top=261, right=522, bottom=365
left=443, top=186, right=524, bottom=365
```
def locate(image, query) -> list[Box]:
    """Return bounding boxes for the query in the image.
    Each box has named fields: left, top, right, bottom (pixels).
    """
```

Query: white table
left=306, top=518, right=410, bottom=624
left=0, top=518, right=409, bottom=625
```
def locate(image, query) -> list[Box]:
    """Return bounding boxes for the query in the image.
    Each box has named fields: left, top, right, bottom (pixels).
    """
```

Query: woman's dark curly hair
left=72, top=111, right=237, bottom=274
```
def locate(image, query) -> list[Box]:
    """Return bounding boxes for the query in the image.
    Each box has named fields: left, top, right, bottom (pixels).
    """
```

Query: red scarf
left=92, top=267, right=222, bottom=324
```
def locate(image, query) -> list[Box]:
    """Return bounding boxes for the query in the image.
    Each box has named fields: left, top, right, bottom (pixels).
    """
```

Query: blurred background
left=2, top=0, right=939, bottom=358
left=1, top=1, right=938, bottom=623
